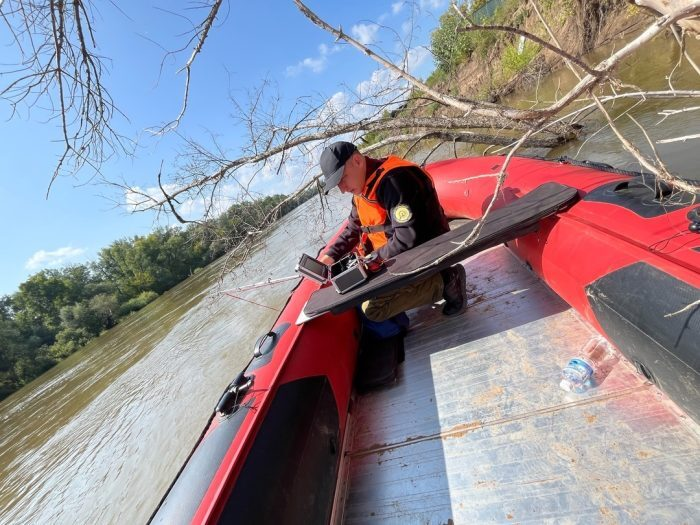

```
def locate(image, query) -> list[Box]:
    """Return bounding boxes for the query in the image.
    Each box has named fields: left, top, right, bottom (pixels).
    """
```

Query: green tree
left=12, top=266, right=94, bottom=345
left=0, top=317, right=24, bottom=397
left=89, top=294, right=120, bottom=330
left=50, top=328, right=92, bottom=360
left=118, top=291, right=159, bottom=317
left=95, top=239, right=156, bottom=300
left=430, top=3, right=475, bottom=73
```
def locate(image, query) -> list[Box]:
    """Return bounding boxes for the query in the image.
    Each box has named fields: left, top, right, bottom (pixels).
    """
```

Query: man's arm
left=322, top=201, right=361, bottom=263
left=374, top=170, right=425, bottom=260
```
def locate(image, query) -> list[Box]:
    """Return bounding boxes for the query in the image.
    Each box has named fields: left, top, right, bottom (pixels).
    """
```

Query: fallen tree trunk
left=366, top=116, right=580, bottom=138
left=363, top=131, right=568, bottom=152
left=633, top=0, right=700, bottom=35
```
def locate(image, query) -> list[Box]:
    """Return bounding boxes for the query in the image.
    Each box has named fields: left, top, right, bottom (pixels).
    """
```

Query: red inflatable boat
left=150, top=156, right=700, bottom=524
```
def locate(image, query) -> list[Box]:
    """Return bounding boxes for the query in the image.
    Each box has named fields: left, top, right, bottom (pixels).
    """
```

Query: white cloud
left=288, top=56, right=325, bottom=76
left=286, top=43, right=341, bottom=76
left=125, top=183, right=181, bottom=213
left=250, top=160, right=309, bottom=197
left=406, top=46, right=431, bottom=72
left=26, top=247, right=86, bottom=270
left=123, top=153, right=319, bottom=224
left=419, top=0, right=446, bottom=9
left=355, top=46, right=429, bottom=99
left=309, top=44, right=433, bottom=127
left=317, top=91, right=350, bottom=125
left=351, top=23, right=380, bottom=46
left=356, top=68, right=396, bottom=102
left=392, top=2, right=405, bottom=15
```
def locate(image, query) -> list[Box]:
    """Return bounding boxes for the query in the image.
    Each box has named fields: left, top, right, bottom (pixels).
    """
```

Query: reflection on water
left=1, top=33, right=698, bottom=525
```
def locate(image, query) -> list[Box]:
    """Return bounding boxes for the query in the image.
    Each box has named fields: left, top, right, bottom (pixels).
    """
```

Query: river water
left=0, top=196, right=350, bottom=524
left=528, top=30, right=700, bottom=180
left=1, top=32, right=698, bottom=525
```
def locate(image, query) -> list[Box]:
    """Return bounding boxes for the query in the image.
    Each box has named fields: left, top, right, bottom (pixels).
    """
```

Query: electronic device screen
left=296, top=253, right=329, bottom=281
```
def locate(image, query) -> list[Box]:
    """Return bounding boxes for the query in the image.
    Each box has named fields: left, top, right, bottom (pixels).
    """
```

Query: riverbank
left=426, top=1, right=647, bottom=108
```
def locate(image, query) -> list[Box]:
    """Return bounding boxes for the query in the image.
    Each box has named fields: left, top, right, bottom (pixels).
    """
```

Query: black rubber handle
left=253, top=331, right=276, bottom=358
left=614, top=179, right=673, bottom=200
left=216, top=371, right=252, bottom=415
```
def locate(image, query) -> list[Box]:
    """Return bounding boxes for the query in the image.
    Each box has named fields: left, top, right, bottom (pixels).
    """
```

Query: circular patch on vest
left=392, top=204, right=412, bottom=223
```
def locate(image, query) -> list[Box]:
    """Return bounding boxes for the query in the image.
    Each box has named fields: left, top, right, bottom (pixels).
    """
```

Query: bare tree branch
left=656, top=133, right=700, bottom=143
left=150, top=0, right=224, bottom=134
left=134, top=110, right=579, bottom=212
left=293, top=0, right=533, bottom=122
left=361, top=130, right=565, bottom=151
left=657, top=105, right=700, bottom=123
left=670, top=25, right=700, bottom=77
left=1, top=0, right=131, bottom=189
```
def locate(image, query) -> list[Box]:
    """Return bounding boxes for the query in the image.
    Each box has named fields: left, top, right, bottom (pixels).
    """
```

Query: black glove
left=361, top=252, right=384, bottom=273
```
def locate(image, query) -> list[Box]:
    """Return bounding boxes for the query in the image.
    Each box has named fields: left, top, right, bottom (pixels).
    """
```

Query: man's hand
left=361, top=252, right=384, bottom=273
left=319, top=254, right=334, bottom=265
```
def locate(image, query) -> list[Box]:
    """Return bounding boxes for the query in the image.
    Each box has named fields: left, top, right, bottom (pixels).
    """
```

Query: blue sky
left=0, top=0, right=447, bottom=296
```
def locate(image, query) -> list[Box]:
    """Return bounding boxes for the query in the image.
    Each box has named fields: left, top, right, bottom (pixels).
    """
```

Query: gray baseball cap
left=320, top=141, right=357, bottom=191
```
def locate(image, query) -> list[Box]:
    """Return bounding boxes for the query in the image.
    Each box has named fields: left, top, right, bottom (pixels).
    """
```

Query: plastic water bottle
left=560, top=358, right=594, bottom=393
left=560, top=337, right=612, bottom=393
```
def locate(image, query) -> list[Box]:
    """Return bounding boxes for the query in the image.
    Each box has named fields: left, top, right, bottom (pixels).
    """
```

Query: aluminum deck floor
left=335, top=246, right=700, bottom=525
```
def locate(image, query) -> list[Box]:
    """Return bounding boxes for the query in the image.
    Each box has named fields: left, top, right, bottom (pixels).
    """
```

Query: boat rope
left=220, top=275, right=299, bottom=294
left=223, top=292, right=282, bottom=312
left=665, top=299, right=700, bottom=318
left=555, top=156, right=646, bottom=178
left=221, top=275, right=300, bottom=311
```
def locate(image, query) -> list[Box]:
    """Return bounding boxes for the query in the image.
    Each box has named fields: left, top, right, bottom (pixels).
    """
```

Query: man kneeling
left=318, top=141, right=466, bottom=321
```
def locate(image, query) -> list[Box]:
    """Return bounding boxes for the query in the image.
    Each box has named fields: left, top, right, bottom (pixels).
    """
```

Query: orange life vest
left=353, top=156, right=437, bottom=253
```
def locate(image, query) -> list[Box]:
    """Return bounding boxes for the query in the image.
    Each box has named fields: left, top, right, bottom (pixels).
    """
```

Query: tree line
left=0, top=190, right=315, bottom=401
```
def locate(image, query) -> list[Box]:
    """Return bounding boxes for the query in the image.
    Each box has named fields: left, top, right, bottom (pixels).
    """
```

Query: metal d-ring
left=216, top=371, right=255, bottom=416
